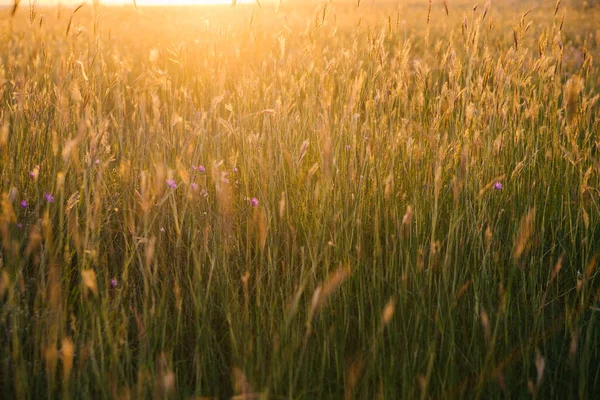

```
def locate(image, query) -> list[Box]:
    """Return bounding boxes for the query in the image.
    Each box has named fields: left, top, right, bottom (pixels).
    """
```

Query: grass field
left=1, top=0, right=600, bottom=398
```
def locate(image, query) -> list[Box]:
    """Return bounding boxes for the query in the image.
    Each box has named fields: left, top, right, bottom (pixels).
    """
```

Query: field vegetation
left=1, top=0, right=600, bottom=398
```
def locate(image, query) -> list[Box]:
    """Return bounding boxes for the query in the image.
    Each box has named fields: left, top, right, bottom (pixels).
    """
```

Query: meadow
left=0, top=0, right=599, bottom=398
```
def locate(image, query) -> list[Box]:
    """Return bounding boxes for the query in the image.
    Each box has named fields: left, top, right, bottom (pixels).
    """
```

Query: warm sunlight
left=100, top=0, right=255, bottom=4
left=0, top=0, right=257, bottom=5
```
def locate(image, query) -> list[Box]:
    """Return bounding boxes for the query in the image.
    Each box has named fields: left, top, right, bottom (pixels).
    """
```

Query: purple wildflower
left=17, top=223, right=23, bottom=230
left=160, top=227, right=165, bottom=233
left=494, top=181, right=503, bottom=191
left=110, top=278, right=117, bottom=289
left=166, top=179, right=177, bottom=189
left=192, top=165, right=206, bottom=173
left=191, top=183, right=199, bottom=191
left=44, top=193, right=55, bottom=203
left=250, top=197, right=259, bottom=207
left=20, top=200, right=28, bottom=208
left=233, top=167, right=238, bottom=173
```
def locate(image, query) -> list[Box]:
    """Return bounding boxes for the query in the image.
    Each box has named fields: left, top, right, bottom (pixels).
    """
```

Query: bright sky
left=1, top=0, right=256, bottom=5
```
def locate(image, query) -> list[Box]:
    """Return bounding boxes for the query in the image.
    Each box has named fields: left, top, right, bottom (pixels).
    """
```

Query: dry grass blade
left=65, top=2, right=86, bottom=37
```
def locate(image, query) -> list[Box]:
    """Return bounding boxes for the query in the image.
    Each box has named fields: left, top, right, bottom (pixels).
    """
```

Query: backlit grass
left=0, top=0, right=599, bottom=398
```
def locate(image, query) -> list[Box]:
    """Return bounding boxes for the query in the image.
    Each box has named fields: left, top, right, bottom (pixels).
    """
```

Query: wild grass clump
left=0, top=0, right=599, bottom=398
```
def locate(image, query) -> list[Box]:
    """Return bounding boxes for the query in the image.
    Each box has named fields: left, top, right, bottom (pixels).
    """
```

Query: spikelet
left=45, top=344, right=58, bottom=386
left=514, top=208, right=536, bottom=262
left=61, top=338, right=75, bottom=382
left=318, top=266, right=351, bottom=310
left=549, top=253, right=565, bottom=284
left=344, top=355, right=365, bottom=400
left=278, top=192, right=286, bottom=218
left=81, top=269, right=98, bottom=297
left=401, top=205, right=413, bottom=229
left=381, top=297, right=396, bottom=327
left=480, top=307, right=491, bottom=345
left=144, top=236, right=156, bottom=270
left=455, top=280, right=472, bottom=304
left=585, top=255, right=598, bottom=281
left=535, top=348, right=545, bottom=389
left=564, top=75, right=583, bottom=124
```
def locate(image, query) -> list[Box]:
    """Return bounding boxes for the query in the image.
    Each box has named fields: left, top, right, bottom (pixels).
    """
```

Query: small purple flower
left=494, top=181, right=503, bottom=191
left=233, top=167, right=238, bottom=173
left=17, top=223, right=23, bottom=230
left=110, top=278, right=117, bottom=289
left=192, top=165, right=206, bottom=173
left=191, top=182, right=199, bottom=191
left=166, top=179, right=177, bottom=189
left=20, top=200, right=28, bottom=208
left=160, top=227, right=165, bottom=233
left=345, top=145, right=351, bottom=151
left=45, top=193, right=55, bottom=203
left=95, top=159, right=101, bottom=165
left=250, top=197, right=259, bottom=207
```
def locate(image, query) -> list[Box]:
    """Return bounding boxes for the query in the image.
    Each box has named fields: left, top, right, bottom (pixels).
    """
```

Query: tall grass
left=0, top=0, right=599, bottom=398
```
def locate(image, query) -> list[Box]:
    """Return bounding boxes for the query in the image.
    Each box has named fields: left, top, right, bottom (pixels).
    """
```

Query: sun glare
left=103, top=0, right=254, bottom=4
left=19, top=0, right=255, bottom=5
